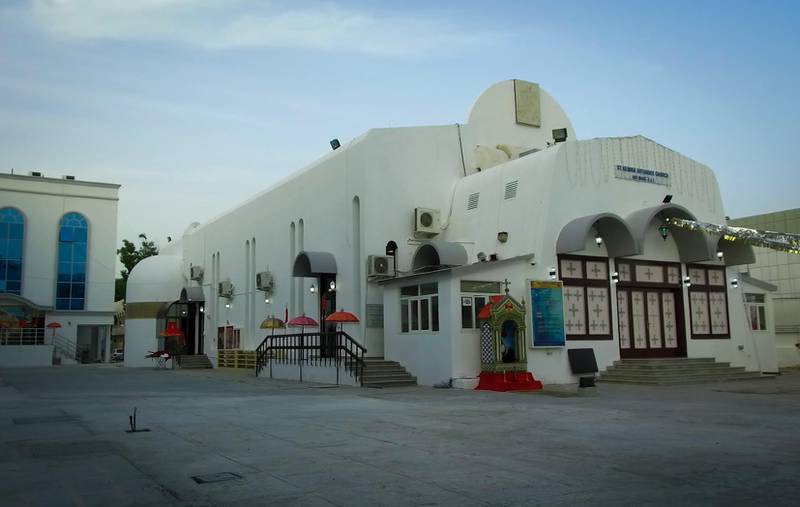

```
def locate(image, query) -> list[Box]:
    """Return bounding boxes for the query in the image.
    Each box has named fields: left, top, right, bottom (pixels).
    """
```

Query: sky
left=1, top=0, right=798, bottom=253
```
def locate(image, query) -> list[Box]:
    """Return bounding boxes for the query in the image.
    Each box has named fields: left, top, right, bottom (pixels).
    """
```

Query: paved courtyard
left=1, top=365, right=798, bottom=506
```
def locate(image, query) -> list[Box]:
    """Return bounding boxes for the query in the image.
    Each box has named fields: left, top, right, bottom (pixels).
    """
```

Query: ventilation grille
left=467, top=192, right=480, bottom=210
left=504, top=180, right=519, bottom=200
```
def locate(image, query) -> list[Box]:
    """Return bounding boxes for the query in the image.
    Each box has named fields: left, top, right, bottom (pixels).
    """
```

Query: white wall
left=0, top=345, right=53, bottom=367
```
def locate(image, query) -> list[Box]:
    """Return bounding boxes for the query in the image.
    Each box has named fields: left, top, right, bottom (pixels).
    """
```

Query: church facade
left=124, top=79, right=773, bottom=385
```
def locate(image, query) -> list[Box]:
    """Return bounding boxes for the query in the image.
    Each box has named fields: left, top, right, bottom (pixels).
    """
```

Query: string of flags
left=665, top=217, right=800, bottom=255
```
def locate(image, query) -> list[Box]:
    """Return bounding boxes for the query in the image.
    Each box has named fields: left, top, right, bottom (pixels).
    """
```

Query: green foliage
left=115, top=234, right=159, bottom=301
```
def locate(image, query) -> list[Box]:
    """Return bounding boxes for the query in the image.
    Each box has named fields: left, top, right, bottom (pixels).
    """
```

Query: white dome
left=126, top=255, right=185, bottom=303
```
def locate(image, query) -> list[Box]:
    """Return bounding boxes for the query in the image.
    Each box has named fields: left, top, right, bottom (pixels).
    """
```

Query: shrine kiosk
left=476, top=291, right=542, bottom=391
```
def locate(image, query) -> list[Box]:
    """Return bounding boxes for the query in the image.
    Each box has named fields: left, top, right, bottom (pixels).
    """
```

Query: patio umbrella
left=325, top=309, right=359, bottom=333
left=160, top=321, right=183, bottom=337
left=287, top=314, right=319, bottom=332
left=46, top=321, right=62, bottom=340
left=260, top=316, right=286, bottom=337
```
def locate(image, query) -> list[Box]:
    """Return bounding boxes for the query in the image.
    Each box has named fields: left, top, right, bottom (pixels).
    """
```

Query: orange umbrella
left=325, top=310, right=359, bottom=324
left=46, top=321, right=62, bottom=339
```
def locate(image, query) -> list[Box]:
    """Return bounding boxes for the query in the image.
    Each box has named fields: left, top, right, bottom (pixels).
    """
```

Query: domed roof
left=126, top=255, right=185, bottom=303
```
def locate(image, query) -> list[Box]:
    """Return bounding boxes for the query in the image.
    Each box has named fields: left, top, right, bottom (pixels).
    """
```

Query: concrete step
left=613, top=357, right=716, bottom=366
left=598, top=358, right=769, bottom=385
left=609, top=362, right=732, bottom=370
left=603, top=366, right=745, bottom=376
left=362, top=359, right=416, bottom=387
left=178, top=354, right=213, bottom=369
left=600, top=373, right=768, bottom=385
left=363, top=378, right=418, bottom=388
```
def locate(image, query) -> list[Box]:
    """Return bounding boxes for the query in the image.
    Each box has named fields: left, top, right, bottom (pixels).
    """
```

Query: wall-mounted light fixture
left=716, top=251, right=724, bottom=260
left=477, top=251, right=487, bottom=262
left=611, top=271, right=619, bottom=284
left=595, top=235, right=603, bottom=247
left=683, top=276, right=691, bottom=288
left=329, top=280, right=336, bottom=291
left=264, top=297, right=271, bottom=304
left=658, top=225, right=670, bottom=241
left=549, top=267, right=557, bottom=280
left=199, top=306, right=204, bottom=313
left=730, top=278, right=739, bottom=288
left=309, top=284, right=316, bottom=294
left=225, top=302, right=231, bottom=309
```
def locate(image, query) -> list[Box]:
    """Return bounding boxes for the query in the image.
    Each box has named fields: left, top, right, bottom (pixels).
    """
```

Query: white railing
left=0, top=328, right=46, bottom=345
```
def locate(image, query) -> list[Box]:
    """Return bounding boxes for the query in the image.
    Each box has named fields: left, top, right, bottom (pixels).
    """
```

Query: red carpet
left=475, top=371, right=543, bottom=391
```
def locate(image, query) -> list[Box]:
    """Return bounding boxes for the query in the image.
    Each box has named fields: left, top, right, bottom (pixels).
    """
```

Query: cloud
left=27, top=0, right=484, bottom=56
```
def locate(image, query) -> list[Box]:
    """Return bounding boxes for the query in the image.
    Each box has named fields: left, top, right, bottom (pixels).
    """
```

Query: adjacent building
left=729, top=209, right=800, bottom=367
left=125, top=79, right=775, bottom=385
left=0, top=172, right=119, bottom=366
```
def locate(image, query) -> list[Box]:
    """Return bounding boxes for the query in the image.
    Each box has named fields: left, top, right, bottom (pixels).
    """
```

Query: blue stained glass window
left=0, top=208, right=24, bottom=295
left=56, top=212, right=88, bottom=310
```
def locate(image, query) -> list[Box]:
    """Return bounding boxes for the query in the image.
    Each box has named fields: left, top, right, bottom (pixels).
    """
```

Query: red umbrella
left=160, top=321, right=183, bottom=337
left=46, top=321, right=62, bottom=340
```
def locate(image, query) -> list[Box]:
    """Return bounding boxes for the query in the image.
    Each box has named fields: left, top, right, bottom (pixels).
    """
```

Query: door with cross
left=616, top=260, right=686, bottom=358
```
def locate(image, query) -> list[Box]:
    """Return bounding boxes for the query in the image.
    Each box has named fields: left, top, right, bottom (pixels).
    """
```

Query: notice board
left=528, top=280, right=566, bottom=347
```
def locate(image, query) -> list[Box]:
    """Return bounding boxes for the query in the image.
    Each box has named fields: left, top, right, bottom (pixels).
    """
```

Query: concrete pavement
left=1, top=365, right=798, bottom=506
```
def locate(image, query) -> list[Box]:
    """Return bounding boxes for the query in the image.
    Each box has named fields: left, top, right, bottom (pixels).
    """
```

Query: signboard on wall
left=528, top=280, right=566, bottom=347
left=615, top=164, right=670, bottom=186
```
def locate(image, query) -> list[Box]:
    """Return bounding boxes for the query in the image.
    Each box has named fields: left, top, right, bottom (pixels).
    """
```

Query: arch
left=179, top=286, right=205, bottom=303
left=293, top=251, right=337, bottom=277
left=411, top=241, right=468, bottom=272
left=0, top=207, right=25, bottom=295
left=556, top=212, right=638, bottom=257
left=626, top=204, right=715, bottom=262
left=56, top=212, right=89, bottom=310
left=716, top=236, right=756, bottom=266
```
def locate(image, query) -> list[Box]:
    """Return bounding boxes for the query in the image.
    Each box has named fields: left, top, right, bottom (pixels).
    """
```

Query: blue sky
left=1, top=0, right=798, bottom=249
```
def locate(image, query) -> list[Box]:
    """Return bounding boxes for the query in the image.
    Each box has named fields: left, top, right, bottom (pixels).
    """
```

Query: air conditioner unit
left=190, top=265, right=204, bottom=281
left=218, top=280, right=234, bottom=298
left=256, top=271, right=274, bottom=292
left=414, top=207, right=441, bottom=238
left=368, top=255, right=395, bottom=277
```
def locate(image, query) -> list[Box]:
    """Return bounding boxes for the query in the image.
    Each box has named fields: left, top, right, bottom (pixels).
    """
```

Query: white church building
left=125, top=79, right=775, bottom=386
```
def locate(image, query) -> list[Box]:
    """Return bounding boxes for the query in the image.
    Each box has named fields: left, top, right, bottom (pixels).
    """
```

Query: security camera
left=529, top=255, right=536, bottom=266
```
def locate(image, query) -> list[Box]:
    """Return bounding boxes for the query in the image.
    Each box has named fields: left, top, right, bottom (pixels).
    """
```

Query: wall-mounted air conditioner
left=218, top=280, right=233, bottom=298
left=414, top=207, right=440, bottom=238
left=190, top=265, right=204, bottom=281
left=368, top=255, right=396, bottom=277
left=256, top=271, right=274, bottom=292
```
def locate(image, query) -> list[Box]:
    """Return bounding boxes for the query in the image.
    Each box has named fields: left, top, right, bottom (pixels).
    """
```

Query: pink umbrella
left=287, top=314, right=319, bottom=330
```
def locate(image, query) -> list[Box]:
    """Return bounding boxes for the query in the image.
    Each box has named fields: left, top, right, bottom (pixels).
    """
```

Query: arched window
left=56, top=212, right=88, bottom=310
left=0, top=207, right=24, bottom=295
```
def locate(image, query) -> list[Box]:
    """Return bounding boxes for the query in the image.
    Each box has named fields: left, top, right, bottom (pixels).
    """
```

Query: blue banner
left=529, top=280, right=566, bottom=347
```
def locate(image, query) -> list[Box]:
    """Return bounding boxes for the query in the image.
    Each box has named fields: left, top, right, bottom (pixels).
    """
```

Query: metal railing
left=255, top=331, right=366, bottom=386
left=52, top=334, right=78, bottom=361
left=0, top=328, right=46, bottom=345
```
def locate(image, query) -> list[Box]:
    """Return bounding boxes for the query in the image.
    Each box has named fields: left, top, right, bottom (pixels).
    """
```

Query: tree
left=115, top=234, right=159, bottom=300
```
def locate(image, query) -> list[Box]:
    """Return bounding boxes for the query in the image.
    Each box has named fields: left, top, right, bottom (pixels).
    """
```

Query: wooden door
left=618, top=288, right=685, bottom=358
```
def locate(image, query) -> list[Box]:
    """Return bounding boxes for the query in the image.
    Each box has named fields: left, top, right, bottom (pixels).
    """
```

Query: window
left=400, top=282, right=439, bottom=333
left=558, top=256, right=612, bottom=340
left=467, top=192, right=480, bottom=210
left=688, top=265, right=729, bottom=338
left=460, top=280, right=503, bottom=329
left=56, top=212, right=88, bottom=310
left=0, top=207, right=24, bottom=295
left=744, top=293, right=767, bottom=331
left=217, top=326, right=241, bottom=349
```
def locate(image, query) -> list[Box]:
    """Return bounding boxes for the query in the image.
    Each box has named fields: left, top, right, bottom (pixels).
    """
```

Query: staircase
left=599, top=358, right=767, bottom=385
left=362, top=358, right=417, bottom=388
left=177, top=354, right=213, bottom=369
